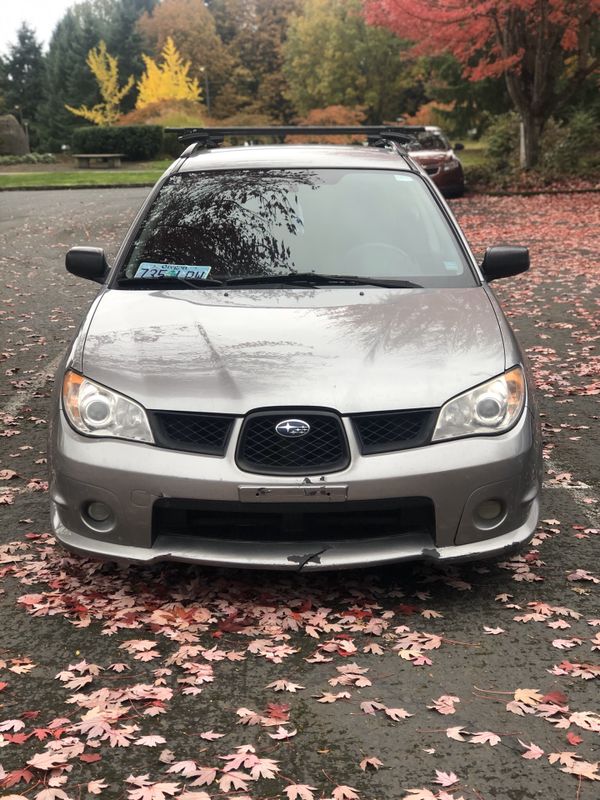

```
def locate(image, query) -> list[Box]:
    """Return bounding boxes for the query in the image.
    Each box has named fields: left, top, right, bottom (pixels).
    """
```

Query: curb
left=463, top=186, right=600, bottom=198
left=0, top=182, right=155, bottom=192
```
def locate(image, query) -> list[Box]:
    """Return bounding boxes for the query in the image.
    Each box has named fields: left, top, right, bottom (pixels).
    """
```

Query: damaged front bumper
left=50, top=406, right=541, bottom=571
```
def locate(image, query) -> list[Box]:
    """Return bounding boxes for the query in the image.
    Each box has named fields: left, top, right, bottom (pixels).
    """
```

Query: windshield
left=120, top=169, right=474, bottom=288
left=408, top=132, right=450, bottom=151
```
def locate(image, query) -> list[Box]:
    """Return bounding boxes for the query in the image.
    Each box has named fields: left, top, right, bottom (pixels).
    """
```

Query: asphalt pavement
left=0, top=188, right=598, bottom=800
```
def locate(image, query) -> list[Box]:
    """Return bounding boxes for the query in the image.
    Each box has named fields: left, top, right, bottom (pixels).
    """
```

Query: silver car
left=49, top=127, right=542, bottom=571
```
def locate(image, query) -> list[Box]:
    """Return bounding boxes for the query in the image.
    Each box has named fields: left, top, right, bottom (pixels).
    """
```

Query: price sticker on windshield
left=134, top=262, right=212, bottom=279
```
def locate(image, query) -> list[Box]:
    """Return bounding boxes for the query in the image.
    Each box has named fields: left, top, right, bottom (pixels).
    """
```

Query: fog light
left=87, top=501, right=111, bottom=522
left=476, top=499, right=503, bottom=521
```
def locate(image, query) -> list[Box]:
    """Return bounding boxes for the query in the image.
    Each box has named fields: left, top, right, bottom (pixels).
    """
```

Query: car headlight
left=432, top=366, right=525, bottom=442
left=62, top=370, right=154, bottom=443
left=441, top=156, right=460, bottom=172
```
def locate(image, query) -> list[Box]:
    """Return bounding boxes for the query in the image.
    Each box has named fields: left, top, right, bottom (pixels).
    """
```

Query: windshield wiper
left=224, top=272, right=422, bottom=289
left=117, top=276, right=224, bottom=289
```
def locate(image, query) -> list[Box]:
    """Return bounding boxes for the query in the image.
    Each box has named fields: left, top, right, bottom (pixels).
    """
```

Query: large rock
left=0, top=114, right=29, bottom=156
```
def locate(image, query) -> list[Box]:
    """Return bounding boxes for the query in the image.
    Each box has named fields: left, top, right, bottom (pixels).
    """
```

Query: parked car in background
left=50, top=126, right=540, bottom=571
left=406, top=126, right=466, bottom=197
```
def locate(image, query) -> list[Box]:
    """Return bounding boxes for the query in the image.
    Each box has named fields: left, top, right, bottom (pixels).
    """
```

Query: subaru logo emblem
left=275, top=418, right=311, bottom=438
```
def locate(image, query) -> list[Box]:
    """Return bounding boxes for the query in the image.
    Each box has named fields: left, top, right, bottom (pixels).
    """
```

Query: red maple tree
left=364, top=0, right=599, bottom=167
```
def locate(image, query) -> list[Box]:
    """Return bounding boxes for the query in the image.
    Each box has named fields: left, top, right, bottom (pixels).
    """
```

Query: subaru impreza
left=49, top=127, right=542, bottom=570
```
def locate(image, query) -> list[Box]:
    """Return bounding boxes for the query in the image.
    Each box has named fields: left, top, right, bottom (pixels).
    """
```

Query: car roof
left=177, top=144, right=415, bottom=173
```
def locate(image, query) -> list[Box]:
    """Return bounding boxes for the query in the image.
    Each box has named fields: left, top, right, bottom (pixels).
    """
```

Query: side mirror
left=453, top=142, right=465, bottom=151
left=481, top=245, right=529, bottom=282
left=66, top=247, right=110, bottom=284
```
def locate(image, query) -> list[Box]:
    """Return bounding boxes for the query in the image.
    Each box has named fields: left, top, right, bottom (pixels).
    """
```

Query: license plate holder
left=238, top=484, right=348, bottom=503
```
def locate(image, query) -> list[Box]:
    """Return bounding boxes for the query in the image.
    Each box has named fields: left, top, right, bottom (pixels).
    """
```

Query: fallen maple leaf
left=265, top=680, right=305, bottom=693
left=384, top=707, right=413, bottom=721
left=87, top=781, right=108, bottom=796
left=360, top=700, right=385, bottom=715
left=189, top=767, right=217, bottom=787
left=483, top=626, right=505, bottom=635
left=0, top=720, right=25, bottom=732
left=567, top=731, right=582, bottom=746
left=541, top=690, right=568, bottom=705
left=332, top=786, right=359, bottom=800
left=316, top=691, right=351, bottom=703
left=127, top=782, right=180, bottom=800
left=135, top=735, right=166, bottom=747
left=34, top=790, right=70, bottom=800
left=199, top=730, right=225, bottom=740
left=218, top=771, right=249, bottom=792
left=267, top=725, right=297, bottom=740
left=446, top=726, right=467, bottom=741
left=284, top=785, right=317, bottom=800
left=434, top=770, right=459, bottom=787
left=514, top=688, right=543, bottom=706
left=359, top=756, right=383, bottom=771
left=427, top=695, right=459, bottom=715
left=519, top=740, right=544, bottom=759
left=469, top=731, right=501, bottom=746
left=166, top=762, right=199, bottom=779
left=560, top=760, right=600, bottom=780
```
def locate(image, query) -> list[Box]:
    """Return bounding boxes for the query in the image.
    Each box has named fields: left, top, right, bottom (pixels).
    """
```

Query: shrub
left=540, top=110, right=600, bottom=176
left=71, top=125, right=163, bottom=161
left=0, top=152, right=56, bottom=166
left=117, top=99, right=205, bottom=128
left=486, top=112, right=520, bottom=170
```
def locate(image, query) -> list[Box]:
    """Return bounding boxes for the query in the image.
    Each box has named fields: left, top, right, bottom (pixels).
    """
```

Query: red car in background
left=405, top=126, right=465, bottom=198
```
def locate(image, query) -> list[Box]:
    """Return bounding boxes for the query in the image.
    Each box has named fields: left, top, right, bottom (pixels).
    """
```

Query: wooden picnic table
left=73, top=153, right=125, bottom=169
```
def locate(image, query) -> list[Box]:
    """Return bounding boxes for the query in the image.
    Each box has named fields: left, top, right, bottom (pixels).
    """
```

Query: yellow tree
left=136, top=37, right=201, bottom=109
left=65, top=41, right=135, bottom=125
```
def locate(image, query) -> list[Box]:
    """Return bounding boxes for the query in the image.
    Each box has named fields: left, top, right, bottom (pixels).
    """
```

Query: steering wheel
left=339, top=242, right=418, bottom=277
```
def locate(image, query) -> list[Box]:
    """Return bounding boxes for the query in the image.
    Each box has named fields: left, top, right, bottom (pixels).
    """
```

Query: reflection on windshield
left=122, top=169, right=474, bottom=288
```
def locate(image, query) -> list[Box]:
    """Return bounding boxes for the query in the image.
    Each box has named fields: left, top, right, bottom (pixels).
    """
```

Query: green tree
left=203, top=0, right=300, bottom=119
left=40, top=1, right=156, bottom=149
left=0, top=23, right=45, bottom=143
left=420, top=54, right=511, bottom=138
left=283, top=0, right=415, bottom=123
left=104, top=0, right=158, bottom=111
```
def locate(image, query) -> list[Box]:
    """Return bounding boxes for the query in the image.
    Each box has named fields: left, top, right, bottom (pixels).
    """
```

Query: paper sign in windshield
left=134, top=262, right=212, bottom=280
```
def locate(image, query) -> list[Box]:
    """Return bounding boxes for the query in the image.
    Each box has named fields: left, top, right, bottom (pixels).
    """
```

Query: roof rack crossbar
left=167, top=125, right=426, bottom=147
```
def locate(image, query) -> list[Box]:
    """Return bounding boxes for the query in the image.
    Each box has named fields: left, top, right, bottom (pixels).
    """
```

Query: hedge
left=71, top=126, right=163, bottom=161
left=0, top=152, right=56, bottom=166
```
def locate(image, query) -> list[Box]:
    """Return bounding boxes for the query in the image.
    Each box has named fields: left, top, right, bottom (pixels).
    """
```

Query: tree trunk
left=519, top=109, right=543, bottom=169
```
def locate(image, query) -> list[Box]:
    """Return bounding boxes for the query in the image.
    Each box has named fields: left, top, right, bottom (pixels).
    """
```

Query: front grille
left=352, top=410, right=435, bottom=454
left=236, top=409, right=349, bottom=475
left=153, top=497, right=435, bottom=542
left=149, top=411, right=234, bottom=455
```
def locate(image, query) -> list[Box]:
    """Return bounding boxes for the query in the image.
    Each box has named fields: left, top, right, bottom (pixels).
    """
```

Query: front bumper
left=49, top=407, right=541, bottom=571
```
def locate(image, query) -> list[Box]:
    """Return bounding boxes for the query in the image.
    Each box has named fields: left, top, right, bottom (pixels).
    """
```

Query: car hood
left=82, top=287, right=505, bottom=414
left=411, top=150, right=449, bottom=164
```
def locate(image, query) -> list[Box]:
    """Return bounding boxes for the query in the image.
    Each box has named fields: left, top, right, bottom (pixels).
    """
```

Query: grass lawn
left=0, top=168, right=166, bottom=189
left=459, top=141, right=488, bottom=167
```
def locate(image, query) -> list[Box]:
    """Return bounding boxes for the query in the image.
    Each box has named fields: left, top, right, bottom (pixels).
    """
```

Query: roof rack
left=165, top=125, right=426, bottom=152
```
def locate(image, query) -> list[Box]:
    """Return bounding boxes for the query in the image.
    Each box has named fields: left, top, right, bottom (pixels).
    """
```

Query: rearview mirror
left=66, top=247, right=110, bottom=284
left=481, top=246, right=529, bottom=282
